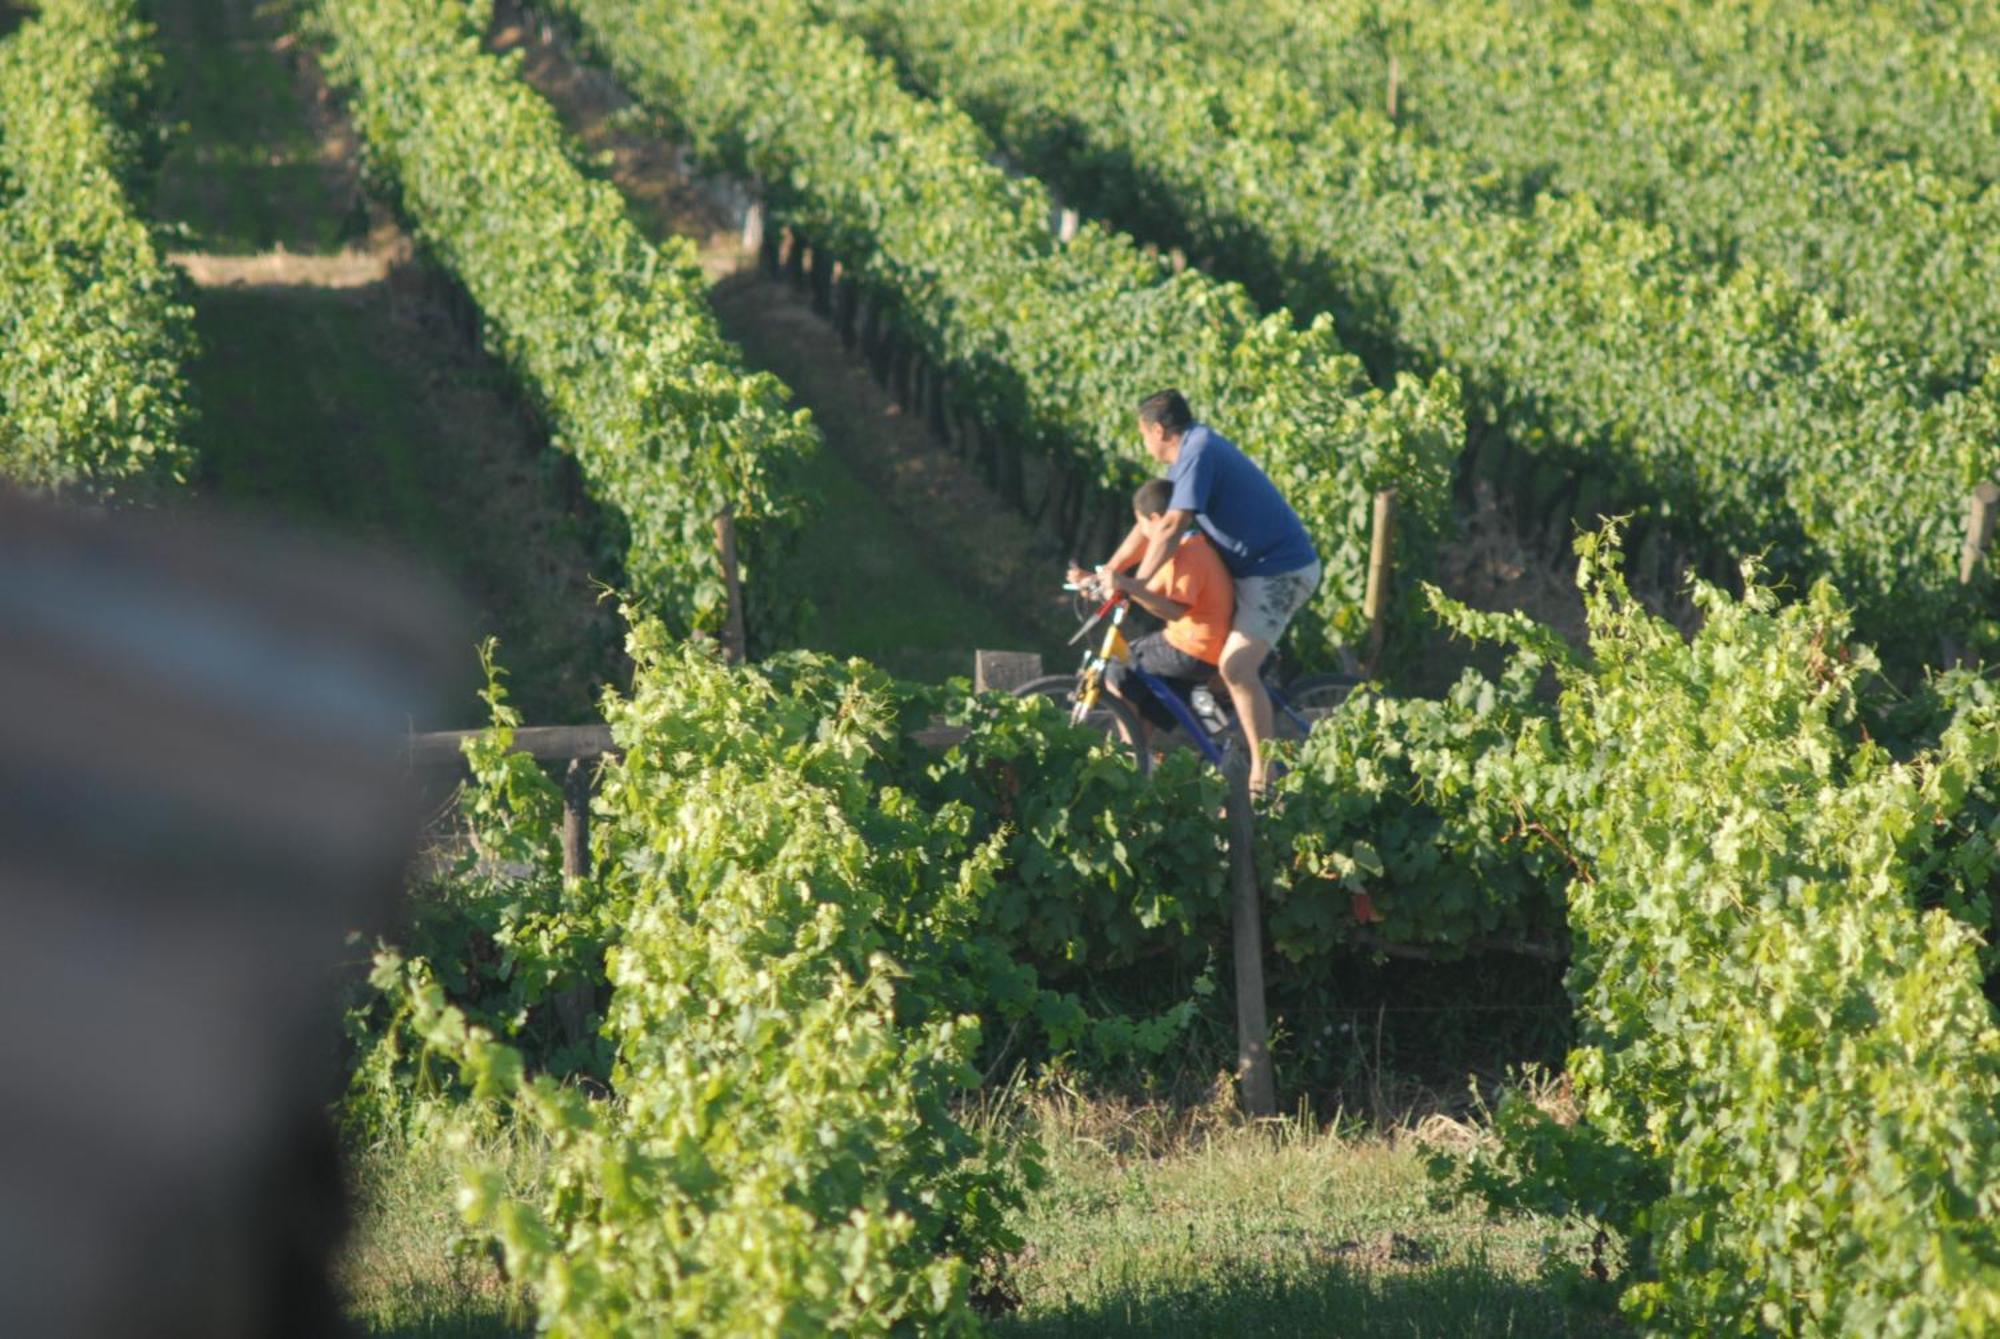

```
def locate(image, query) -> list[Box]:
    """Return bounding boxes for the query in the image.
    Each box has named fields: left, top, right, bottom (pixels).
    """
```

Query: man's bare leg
left=1218, top=630, right=1274, bottom=790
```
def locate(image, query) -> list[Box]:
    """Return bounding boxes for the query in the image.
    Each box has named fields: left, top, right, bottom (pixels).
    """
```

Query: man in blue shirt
left=1090, top=389, right=1322, bottom=792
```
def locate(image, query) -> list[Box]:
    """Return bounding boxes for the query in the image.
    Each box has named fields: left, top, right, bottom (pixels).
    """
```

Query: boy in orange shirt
left=1066, top=479, right=1235, bottom=750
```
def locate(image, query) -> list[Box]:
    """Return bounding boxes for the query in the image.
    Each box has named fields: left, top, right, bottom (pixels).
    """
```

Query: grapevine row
left=1149, top=0, right=2000, bottom=396
left=824, top=0, right=2000, bottom=661
left=1539, top=0, right=2000, bottom=194
left=540, top=0, right=1465, bottom=667
left=360, top=537, right=2000, bottom=1331
left=0, top=0, right=194, bottom=497
left=311, top=0, right=816, bottom=645
left=352, top=604, right=1578, bottom=1330
left=1443, top=540, right=2000, bottom=1332
left=352, top=637, right=1240, bottom=1332
left=1138, top=0, right=2000, bottom=190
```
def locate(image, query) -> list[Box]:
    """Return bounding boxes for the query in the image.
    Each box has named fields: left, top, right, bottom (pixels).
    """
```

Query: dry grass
left=338, top=1072, right=1620, bottom=1337
left=970, top=1077, right=1622, bottom=1337
left=339, top=1116, right=535, bottom=1339
left=169, top=244, right=405, bottom=289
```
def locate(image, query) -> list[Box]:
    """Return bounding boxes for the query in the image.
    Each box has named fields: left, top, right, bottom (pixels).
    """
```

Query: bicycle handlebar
left=1062, top=575, right=1128, bottom=645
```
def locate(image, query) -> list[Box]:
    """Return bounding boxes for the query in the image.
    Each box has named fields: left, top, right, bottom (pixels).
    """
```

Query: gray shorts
left=1233, top=561, right=1321, bottom=648
left=1105, top=631, right=1212, bottom=730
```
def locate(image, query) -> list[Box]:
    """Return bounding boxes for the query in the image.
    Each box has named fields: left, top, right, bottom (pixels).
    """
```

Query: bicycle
left=1011, top=578, right=1358, bottom=777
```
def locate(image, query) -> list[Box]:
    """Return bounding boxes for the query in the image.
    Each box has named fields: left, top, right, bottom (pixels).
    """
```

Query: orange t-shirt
left=1148, top=532, right=1234, bottom=665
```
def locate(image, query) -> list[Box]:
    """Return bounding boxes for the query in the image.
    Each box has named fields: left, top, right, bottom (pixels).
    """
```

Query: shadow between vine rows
left=150, top=0, right=627, bottom=726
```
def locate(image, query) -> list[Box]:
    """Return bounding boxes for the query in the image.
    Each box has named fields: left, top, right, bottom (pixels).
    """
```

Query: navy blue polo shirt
left=1165, top=424, right=1318, bottom=578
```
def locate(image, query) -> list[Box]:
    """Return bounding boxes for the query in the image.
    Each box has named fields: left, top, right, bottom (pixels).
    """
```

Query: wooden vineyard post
left=1363, top=488, right=1398, bottom=674
left=561, top=758, right=590, bottom=879
left=1386, top=52, right=1400, bottom=122
left=553, top=757, right=595, bottom=1045
left=973, top=650, right=1043, bottom=694
left=715, top=506, right=748, bottom=664
left=1960, top=481, right=1999, bottom=585
left=1942, top=480, right=2000, bottom=667
left=929, top=368, right=952, bottom=446
left=780, top=228, right=806, bottom=288
left=760, top=229, right=780, bottom=280
left=1226, top=749, right=1276, bottom=1118
left=1056, top=207, right=1080, bottom=243
left=741, top=202, right=765, bottom=262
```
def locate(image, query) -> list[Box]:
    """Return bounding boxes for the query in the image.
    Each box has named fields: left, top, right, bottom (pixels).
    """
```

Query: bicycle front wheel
left=1012, top=676, right=1153, bottom=777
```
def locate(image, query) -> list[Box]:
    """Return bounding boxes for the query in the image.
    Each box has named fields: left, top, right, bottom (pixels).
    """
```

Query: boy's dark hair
left=1132, top=478, right=1174, bottom=516
left=1137, top=389, right=1194, bottom=436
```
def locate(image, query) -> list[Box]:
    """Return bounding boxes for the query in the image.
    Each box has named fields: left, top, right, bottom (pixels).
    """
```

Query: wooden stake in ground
left=553, top=757, right=596, bottom=1044
left=1226, top=749, right=1276, bottom=1118
left=561, top=757, right=590, bottom=879
left=1363, top=488, right=1397, bottom=674
left=715, top=505, right=748, bottom=663
left=1960, top=480, right=2000, bottom=586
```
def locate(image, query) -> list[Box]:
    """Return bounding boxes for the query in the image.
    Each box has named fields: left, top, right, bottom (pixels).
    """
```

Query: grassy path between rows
left=342, top=1089, right=1618, bottom=1338
left=150, top=0, right=622, bottom=726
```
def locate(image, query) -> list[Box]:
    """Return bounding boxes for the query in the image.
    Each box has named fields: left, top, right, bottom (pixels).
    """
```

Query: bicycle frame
left=1068, top=587, right=1313, bottom=768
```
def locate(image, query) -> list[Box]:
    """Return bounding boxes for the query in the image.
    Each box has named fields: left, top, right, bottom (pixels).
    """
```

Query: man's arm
left=1077, top=517, right=1173, bottom=599
left=1102, top=519, right=1150, bottom=574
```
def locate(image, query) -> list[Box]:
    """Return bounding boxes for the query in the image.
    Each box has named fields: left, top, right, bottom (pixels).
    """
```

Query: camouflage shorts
left=1232, top=561, right=1321, bottom=648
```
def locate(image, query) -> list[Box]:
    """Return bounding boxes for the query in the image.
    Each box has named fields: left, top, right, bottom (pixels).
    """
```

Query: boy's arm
left=1112, top=570, right=1189, bottom=621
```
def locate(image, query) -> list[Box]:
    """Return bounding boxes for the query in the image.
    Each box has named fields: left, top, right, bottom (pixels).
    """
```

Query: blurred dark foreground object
left=0, top=489, right=463, bottom=1338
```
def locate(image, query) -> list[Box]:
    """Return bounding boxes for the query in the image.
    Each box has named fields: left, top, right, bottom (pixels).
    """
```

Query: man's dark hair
left=1138, top=389, right=1194, bottom=436
left=1132, top=478, right=1174, bottom=517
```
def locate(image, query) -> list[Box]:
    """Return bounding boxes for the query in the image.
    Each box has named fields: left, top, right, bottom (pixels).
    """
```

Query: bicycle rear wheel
left=1273, top=672, right=1361, bottom=740
left=1012, top=675, right=1152, bottom=777
left=1284, top=672, right=1360, bottom=712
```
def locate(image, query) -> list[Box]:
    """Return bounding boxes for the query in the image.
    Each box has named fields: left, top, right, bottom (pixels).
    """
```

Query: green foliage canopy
left=0, top=0, right=195, bottom=496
